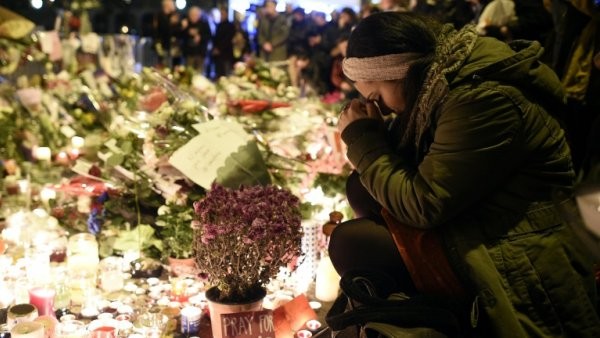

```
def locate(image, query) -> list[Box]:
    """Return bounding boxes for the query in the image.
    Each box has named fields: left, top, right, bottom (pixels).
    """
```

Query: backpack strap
left=325, top=269, right=464, bottom=337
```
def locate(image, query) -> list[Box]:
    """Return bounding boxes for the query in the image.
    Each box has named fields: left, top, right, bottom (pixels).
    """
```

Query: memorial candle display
left=28, top=287, right=55, bottom=316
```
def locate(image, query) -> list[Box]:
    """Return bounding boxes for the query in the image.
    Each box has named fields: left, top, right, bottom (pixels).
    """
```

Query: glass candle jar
left=66, top=233, right=99, bottom=295
left=99, top=257, right=124, bottom=293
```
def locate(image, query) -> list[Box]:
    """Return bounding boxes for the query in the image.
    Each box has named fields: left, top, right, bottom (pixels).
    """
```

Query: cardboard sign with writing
left=220, top=309, right=275, bottom=338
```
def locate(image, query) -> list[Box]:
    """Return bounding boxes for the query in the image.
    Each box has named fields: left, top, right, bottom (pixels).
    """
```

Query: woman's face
left=354, top=80, right=405, bottom=116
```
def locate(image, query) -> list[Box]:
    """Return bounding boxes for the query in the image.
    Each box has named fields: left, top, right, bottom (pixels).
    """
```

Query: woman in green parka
left=329, top=11, right=600, bottom=337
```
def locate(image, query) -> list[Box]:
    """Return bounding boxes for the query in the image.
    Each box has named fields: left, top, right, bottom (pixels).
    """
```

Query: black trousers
left=328, top=171, right=416, bottom=294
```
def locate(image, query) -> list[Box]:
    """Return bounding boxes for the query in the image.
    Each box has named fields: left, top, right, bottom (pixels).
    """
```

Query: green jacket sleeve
left=347, top=87, right=524, bottom=228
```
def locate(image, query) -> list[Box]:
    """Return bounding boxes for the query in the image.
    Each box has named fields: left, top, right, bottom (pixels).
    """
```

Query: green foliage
left=111, top=224, right=163, bottom=257
left=155, top=203, right=195, bottom=259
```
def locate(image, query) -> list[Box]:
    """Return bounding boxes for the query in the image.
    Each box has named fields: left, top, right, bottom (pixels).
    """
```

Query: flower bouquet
left=192, top=183, right=303, bottom=303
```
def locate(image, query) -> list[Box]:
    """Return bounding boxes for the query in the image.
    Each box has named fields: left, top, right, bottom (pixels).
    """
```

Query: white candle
left=71, top=136, right=85, bottom=149
left=99, top=257, right=124, bottom=293
left=306, top=320, right=321, bottom=331
left=17, top=179, right=30, bottom=195
left=296, top=330, right=312, bottom=338
left=35, top=147, right=52, bottom=162
left=315, top=255, right=340, bottom=302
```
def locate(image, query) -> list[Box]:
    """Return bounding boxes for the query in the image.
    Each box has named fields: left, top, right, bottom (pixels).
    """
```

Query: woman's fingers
left=365, top=100, right=383, bottom=120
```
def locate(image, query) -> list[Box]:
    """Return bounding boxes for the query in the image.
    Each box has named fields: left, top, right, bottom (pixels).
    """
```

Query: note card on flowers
left=169, top=120, right=270, bottom=189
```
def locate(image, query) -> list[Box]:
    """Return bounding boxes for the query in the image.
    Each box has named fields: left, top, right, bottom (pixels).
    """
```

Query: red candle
left=28, top=287, right=55, bottom=317
left=90, top=326, right=116, bottom=338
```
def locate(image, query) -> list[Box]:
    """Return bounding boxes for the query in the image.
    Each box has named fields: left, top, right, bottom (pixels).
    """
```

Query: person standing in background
left=153, top=0, right=182, bottom=68
left=257, top=0, right=289, bottom=62
left=182, top=6, right=212, bottom=75
left=232, top=13, right=251, bottom=63
left=286, top=7, right=310, bottom=87
left=547, top=0, right=599, bottom=174
left=212, top=7, right=236, bottom=78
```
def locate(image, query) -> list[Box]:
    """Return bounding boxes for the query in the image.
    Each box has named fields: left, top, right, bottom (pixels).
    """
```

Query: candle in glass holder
left=67, top=233, right=99, bottom=284
left=170, top=278, right=188, bottom=302
left=99, top=257, right=124, bottom=293
left=28, top=287, right=55, bottom=317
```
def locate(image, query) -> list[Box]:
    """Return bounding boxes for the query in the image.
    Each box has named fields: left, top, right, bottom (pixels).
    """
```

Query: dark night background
left=1, top=0, right=223, bottom=36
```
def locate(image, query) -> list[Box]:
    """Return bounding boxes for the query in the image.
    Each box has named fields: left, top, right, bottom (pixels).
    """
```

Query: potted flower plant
left=155, top=202, right=197, bottom=276
left=192, top=183, right=302, bottom=338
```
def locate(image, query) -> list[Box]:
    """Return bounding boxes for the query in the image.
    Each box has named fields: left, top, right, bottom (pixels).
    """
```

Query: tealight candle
left=296, top=330, right=312, bottom=338
left=306, top=320, right=321, bottom=332
left=28, top=287, right=55, bottom=317
left=308, top=301, right=322, bottom=311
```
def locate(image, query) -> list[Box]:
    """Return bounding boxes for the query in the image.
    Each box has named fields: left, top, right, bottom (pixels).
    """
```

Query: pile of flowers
left=0, top=23, right=353, bottom=267
left=192, top=183, right=303, bottom=302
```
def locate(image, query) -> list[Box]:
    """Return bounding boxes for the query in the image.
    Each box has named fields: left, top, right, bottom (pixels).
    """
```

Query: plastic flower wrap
left=212, top=60, right=299, bottom=116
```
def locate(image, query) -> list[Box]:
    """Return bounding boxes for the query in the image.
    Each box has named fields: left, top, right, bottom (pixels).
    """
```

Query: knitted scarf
left=398, top=24, right=478, bottom=157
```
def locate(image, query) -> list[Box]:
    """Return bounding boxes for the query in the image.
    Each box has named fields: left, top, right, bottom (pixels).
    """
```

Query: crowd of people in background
left=150, top=0, right=597, bottom=173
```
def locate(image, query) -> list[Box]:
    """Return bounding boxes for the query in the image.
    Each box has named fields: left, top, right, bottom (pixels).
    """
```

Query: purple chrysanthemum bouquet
left=192, top=183, right=303, bottom=302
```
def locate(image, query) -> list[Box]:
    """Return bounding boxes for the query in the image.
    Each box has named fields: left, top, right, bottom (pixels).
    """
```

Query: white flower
left=157, top=205, right=171, bottom=216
